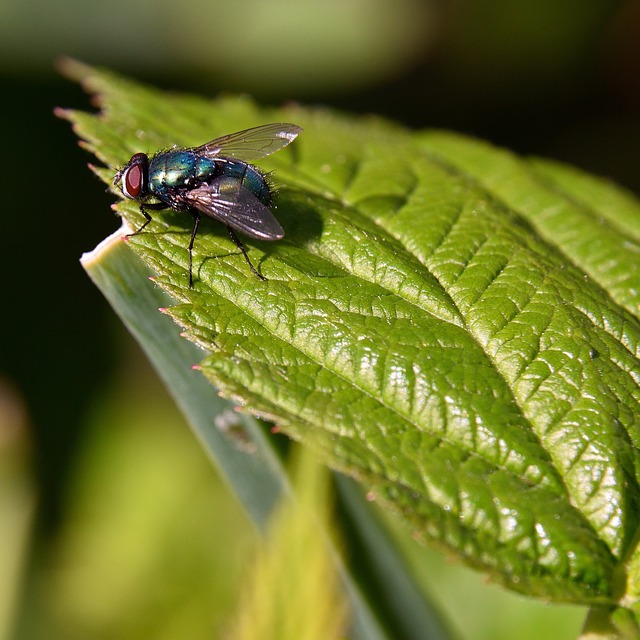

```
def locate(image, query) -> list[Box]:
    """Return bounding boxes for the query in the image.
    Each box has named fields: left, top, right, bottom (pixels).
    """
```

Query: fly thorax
left=149, top=150, right=199, bottom=192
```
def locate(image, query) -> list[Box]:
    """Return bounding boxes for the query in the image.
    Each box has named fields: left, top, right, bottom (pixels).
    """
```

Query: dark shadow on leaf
left=271, top=188, right=325, bottom=244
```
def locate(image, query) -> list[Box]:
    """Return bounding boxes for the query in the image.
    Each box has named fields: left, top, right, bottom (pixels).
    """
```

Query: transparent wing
left=182, top=179, right=284, bottom=240
left=195, top=123, right=302, bottom=161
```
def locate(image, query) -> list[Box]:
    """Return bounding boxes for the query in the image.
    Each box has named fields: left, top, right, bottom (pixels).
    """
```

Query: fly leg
left=188, top=211, right=201, bottom=289
left=128, top=202, right=167, bottom=235
left=227, top=227, right=267, bottom=281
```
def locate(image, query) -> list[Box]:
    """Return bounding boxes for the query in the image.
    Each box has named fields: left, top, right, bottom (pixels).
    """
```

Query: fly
left=113, top=123, right=302, bottom=287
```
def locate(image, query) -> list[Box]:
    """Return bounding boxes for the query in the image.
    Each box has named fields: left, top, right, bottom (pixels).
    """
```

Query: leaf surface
left=60, top=61, right=640, bottom=608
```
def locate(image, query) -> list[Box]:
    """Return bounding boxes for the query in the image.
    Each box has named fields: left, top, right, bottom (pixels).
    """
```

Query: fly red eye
left=123, top=164, right=142, bottom=198
left=121, top=153, right=147, bottom=199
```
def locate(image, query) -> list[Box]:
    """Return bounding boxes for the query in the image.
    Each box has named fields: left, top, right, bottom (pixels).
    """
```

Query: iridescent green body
left=148, top=150, right=271, bottom=205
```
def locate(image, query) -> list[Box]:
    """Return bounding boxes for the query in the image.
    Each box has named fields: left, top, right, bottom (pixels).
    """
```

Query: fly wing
left=195, top=123, right=302, bottom=161
left=182, top=179, right=284, bottom=240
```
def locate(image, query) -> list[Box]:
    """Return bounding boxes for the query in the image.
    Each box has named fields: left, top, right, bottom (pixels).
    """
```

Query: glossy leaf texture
left=60, top=62, right=640, bottom=608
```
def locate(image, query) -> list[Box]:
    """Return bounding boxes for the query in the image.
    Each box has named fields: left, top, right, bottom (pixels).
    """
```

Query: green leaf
left=60, top=61, right=640, bottom=615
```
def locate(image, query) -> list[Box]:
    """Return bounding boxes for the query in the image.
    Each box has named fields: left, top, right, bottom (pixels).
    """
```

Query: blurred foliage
left=16, top=343, right=256, bottom=640
left=1, top=0, right=639, bottom=638
left=226, top=448, right=348, bottom=640
left=0, top=380, right=35, bottom=640
left=1, top=0, right=435, bottom=95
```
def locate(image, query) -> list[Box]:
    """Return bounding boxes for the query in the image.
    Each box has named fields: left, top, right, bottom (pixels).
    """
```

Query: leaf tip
left=53, top=106, right=70, bottom=121
left=54, top=56, right=90, bottom=81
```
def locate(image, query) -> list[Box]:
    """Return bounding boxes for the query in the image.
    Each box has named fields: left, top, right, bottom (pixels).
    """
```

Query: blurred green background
left=1, top=0, right=638, bottom=638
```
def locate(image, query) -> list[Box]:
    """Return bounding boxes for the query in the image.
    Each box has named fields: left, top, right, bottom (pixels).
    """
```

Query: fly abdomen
left=222, top=159, right=271, bottom=205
